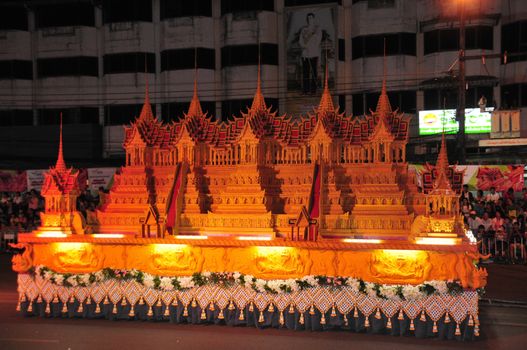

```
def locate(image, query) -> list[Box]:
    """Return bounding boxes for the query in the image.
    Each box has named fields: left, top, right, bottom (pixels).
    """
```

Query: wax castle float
left=12, top=63, right=486, bottom=340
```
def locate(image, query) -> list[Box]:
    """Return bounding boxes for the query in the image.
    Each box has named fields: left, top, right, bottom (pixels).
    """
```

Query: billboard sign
left=285, top=5, right=336, bottom=115
left=418, top=107, right=494, bottom=135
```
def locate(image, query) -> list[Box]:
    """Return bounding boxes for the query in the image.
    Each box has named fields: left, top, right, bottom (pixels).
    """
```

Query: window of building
left=221, top=0, right=274, bottom=16
left=221, top=98, right=278, bottom=120
left=424, top=26, right=493, bottom=55
left=0, top=60, right=33, bottom=80
left=423, top=89, right=458, bottom=110
left=500, top=83, right=527, bottom=108
left=354, top=90, right=416, bottom=114
left=439, top=29, right=459, bottom=51
left=285, top=0, right=338, bottom=6
left=221, top=43, right=278, bottom=67
left=36, top=3, right=95, bottom=28
left=0, top=6, right=28, bottom=31
left=161, top=48, right=215, bottom=71
left=37, top=57, right=98, bottom=78
left=352, top=32, right=416, bottom=59
left=502, top=21, right=527, bottom=63
left=352, top=93, right=364, bottom=115
left=38, top=107, right=99, bottom=125
left=338, top=95, right=346, bottom=112
left=367, top=0, right=395, bottom=9
left=161, top=0, right=212, bottom=18
left=0, top=110, right=33, bottom=126
left=338, top=39, right=345, bottom=61
left=102, top=0, right=152, bottom=23
left=104, top=104, right=143, bottom=126
left=161, top=101, right=216, bottom=122
left=103, top=52, right=155, bottom=74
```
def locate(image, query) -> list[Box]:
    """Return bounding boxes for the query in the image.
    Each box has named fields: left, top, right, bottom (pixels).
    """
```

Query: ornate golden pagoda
left=39, top=115, right=84, bottom=235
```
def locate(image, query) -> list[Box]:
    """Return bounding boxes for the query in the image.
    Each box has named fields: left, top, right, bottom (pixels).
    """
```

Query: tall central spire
left=317, top=58, right=334, bottom=114
left=187, top=48, right=204, bottom=118
left=433, top=131, right=452, bottom=190
left=375, top=39, right=392, bottom=119
left=55, top=113, right=67, bottom=172
left=249, top=43, right=267, bottom=114
left=139, top=67, right=154, bottom=121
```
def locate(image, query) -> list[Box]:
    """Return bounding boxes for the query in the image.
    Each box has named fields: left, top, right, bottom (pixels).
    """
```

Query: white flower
left=54, top=274, right=64, bottom=286
left=179, top=277, right=195, bottom=289
left=44, top=271, right=53, bottom=281
left=202, top=271, right=211, bottom=278
left=365, top=282, right=377, bottom=298
left=424, top=280, right=448, bottom=295
left=143, top=274, right=155, bottom=289
left=254, top=279, right=266, bottom=293
left=287, top=279, right=300, bottom=292
left=94, top=271, right=105, bottom=282
left=402, top=285, right=422, bottom=300
left=80, top=274, right=91, bottom=286
left=346, top=278, right=360, bottom=291
left=159, top=277, right=174, bottom=291
left=244, top=275, right=254, bottom=288
left=66, top=276, right=78, bottom=287
left=233, top=272, right=241, bottom=280
left=267, top=280, right=281, bottom=293
left=35, top=266, right=43, bottom=276
left=379, top=285, right=398, bottom=300
left=301, top=275, right=317, bottom=287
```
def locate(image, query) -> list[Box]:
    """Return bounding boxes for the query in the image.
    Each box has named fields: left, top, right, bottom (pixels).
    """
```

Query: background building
left=0, top=0, right=526, bottom=166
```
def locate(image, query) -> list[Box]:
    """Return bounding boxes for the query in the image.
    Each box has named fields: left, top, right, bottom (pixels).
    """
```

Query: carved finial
left=250, top=42, right=267, bottom=114
left=433, top=131, right=452, bottom=190
left=375, top=38, right=392, bottom=119
left=317, top=57, right=334, bottom=114
left=139, top=72, right=154, bottom=121
left=187, top=48, right=204, bottom=118
left=54, top=112, right=67, bottom=172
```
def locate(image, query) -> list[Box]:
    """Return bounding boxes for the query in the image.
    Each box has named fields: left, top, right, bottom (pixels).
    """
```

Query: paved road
left=0, top=255, right=526, bottom=350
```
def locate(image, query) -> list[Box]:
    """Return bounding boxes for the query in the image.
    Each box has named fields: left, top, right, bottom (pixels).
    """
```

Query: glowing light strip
left=415, top=237, right=459, bottom=246
left=36, top=232, right=68, bottom=238
left=342, top=238, right=382, bottom=244
left=237, top=236, right=273, bottom=241
left=92, top=234, right=125, bottom=239
left=174, top=235, right=208, bottom=240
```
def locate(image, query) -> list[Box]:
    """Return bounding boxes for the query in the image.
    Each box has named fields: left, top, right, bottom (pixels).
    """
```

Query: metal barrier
left=479, top=236, right=527, bottom=264
left=509, top=236, right=526, bottom=263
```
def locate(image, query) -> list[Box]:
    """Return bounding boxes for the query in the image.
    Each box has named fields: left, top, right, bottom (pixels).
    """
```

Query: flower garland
left=33, top=265, right=477, bottom=301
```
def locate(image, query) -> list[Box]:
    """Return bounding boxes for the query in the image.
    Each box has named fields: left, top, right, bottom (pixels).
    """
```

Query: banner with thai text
left=87, top=168, right=117, bottom=191
left=26, top=169, right=47, bottom=192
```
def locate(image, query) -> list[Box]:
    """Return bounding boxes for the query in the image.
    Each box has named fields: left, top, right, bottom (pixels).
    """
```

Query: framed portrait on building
left=285, top=5, right=337, bottom=115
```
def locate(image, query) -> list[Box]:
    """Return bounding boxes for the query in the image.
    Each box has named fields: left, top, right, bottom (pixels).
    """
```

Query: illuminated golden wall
left=14, top=240, right=486, bottom=289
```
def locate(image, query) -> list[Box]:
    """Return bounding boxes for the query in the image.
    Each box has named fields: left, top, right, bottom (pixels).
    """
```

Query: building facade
left=0, top=0, right=526, bottom=163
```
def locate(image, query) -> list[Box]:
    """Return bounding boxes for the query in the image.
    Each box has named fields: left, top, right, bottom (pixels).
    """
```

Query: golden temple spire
left=139, top=68, right=154, bottom=121
left=433, top=131, right=452, bottom=190
left=375, top=39, right=392, bottom=119
left=187, top=48, right=204, bottom=118
left=317, top=58, right=335, bottom=114
left=249, top=44, right=267, bottom=114
left=54, top=113, right=67, bottom=172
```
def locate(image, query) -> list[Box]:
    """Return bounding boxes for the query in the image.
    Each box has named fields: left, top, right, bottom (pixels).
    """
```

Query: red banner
left=0, top=170, right=27, bottom=192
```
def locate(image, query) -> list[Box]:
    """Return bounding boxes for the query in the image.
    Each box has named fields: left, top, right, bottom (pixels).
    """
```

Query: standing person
left=299, top=12, right=322, bottom=95
left=459, top=184, right=474, bottom=204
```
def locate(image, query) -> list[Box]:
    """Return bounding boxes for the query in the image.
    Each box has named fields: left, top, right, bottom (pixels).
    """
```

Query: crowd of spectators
left=460, top=185, right=527, bottom=263
left=0, top=188, right=106, bottom=236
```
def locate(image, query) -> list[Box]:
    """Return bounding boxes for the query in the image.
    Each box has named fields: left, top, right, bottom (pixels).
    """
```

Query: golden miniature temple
left=11, top=63, right=486, bottom=340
